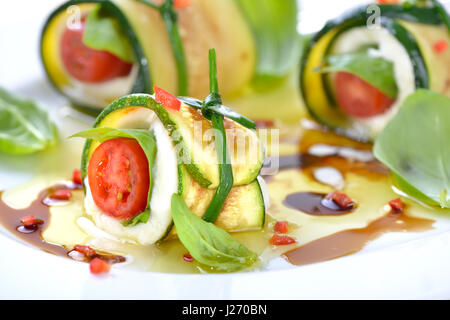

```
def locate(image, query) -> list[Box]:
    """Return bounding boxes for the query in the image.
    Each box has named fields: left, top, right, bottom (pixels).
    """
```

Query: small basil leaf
left=234, top=0, right=300, bottom=83
left=121, top=210, right=150, bottom=227
left=72, top=127, right=157, bottom=225
left=374, top=89, right=450, bottom=208
left=318, top=51, right=398, bottom=99
left=83, top=4, right=135, bottom=63
left=0, top=87, right=57, bottom=154
left=171, top=194, right=258, bottom=272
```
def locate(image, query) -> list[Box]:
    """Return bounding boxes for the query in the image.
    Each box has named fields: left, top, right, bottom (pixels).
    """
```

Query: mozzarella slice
left=62, top=65, right=138, bottom=109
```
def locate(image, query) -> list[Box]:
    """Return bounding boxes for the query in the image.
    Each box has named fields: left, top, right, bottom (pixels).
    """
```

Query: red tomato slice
left=60, top=21, right=133, bottom=83
left=174, top=0, right=191, bottom=8
left=334, top=72, right=395, bottom=118
left=88, top=138, right=150, bottom=220
left=154, top=86, right=181, bottom=111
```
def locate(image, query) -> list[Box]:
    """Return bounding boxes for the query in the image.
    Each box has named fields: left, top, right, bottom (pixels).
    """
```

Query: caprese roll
left=40, top=0, right=299, bottom=114
left=301, top=1, right=450, bottom=140
left=73, top=90, right=266, bottom=245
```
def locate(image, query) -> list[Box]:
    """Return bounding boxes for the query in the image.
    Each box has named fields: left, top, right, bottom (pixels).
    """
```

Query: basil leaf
left=83, top=4, right=135, bottom=63
left=171, top=194, right=258, bottom=272
left=374, top=89, right=450, bottom=208
left=0, top=87, right=57, bottom=154
left=319, top=51, right=398, bottom=99
left=234, top=0, right=300, bottom=83
left=72, top=127, right=157, bottom=224
left=121, top=210, right=150, bottom=227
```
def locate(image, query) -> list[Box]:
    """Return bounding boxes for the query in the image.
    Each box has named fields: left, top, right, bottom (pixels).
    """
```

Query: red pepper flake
left=73, top=245, right=97, bottom=259
left=89, top=257, right=111, bottom=275
left=389, top=198, right=404, bottom=213
left=21, top=215, right=36, bottom=227
left=433, top=40, right=448, bottom=53
left=274, top=221, right=289, bottom=234
left=174, top=0, right=191, bottom=8
left=269, top=234, right=296, bottom=246
left=49, top=188, right=72, bottom=201
left=376, top=0, right=399, bottom=4
left=326, top=191, right=354, bottom=210
left=20, top=215, right=44, bottom=228
left=183, top=253, right=194, bottom=262
left=72, top=169, right=82, bottom=186
left=154, top=86, right=181, bottom=111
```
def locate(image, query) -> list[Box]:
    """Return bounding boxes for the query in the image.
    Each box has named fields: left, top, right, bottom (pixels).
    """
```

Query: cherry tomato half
left=334, top=72, right=395, bottom=118
left=60, top=21, right=133, bottom=83
left=88, top=138, right=149, bottom=220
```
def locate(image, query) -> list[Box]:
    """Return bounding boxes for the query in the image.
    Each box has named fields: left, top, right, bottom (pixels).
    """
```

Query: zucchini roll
left=40, top=0, right=299, bottom=114
left=76, top=93, right=266, bottom=245
left=301, top=2, right=450, bottom=140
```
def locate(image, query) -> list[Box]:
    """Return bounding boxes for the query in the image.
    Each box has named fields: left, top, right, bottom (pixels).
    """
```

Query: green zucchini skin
left=40, top=0, right=151, bottom=115
left=300, top=4, right=442, bottom=140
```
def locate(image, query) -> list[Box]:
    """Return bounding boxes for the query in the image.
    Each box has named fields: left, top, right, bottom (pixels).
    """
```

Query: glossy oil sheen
left=283, top=191, right=354, bottom=215
left=284, top=209, right=434, bottom=266
left=0, top=185, right=78, bottom=257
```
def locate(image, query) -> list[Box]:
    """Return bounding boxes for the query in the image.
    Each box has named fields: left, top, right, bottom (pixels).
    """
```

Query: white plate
left=1, top=0, right=450, bottom=300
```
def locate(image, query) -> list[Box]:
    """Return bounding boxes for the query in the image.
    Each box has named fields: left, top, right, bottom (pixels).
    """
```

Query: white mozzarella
left=62, top=65, right=139, bottom=109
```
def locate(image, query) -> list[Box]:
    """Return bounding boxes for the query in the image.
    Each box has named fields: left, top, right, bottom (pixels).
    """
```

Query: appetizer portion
left=73, top=72, right=266, bottom=245
left=301, top=2, right=450, bottom=140
left=40, top=0, right=299, bottom=113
